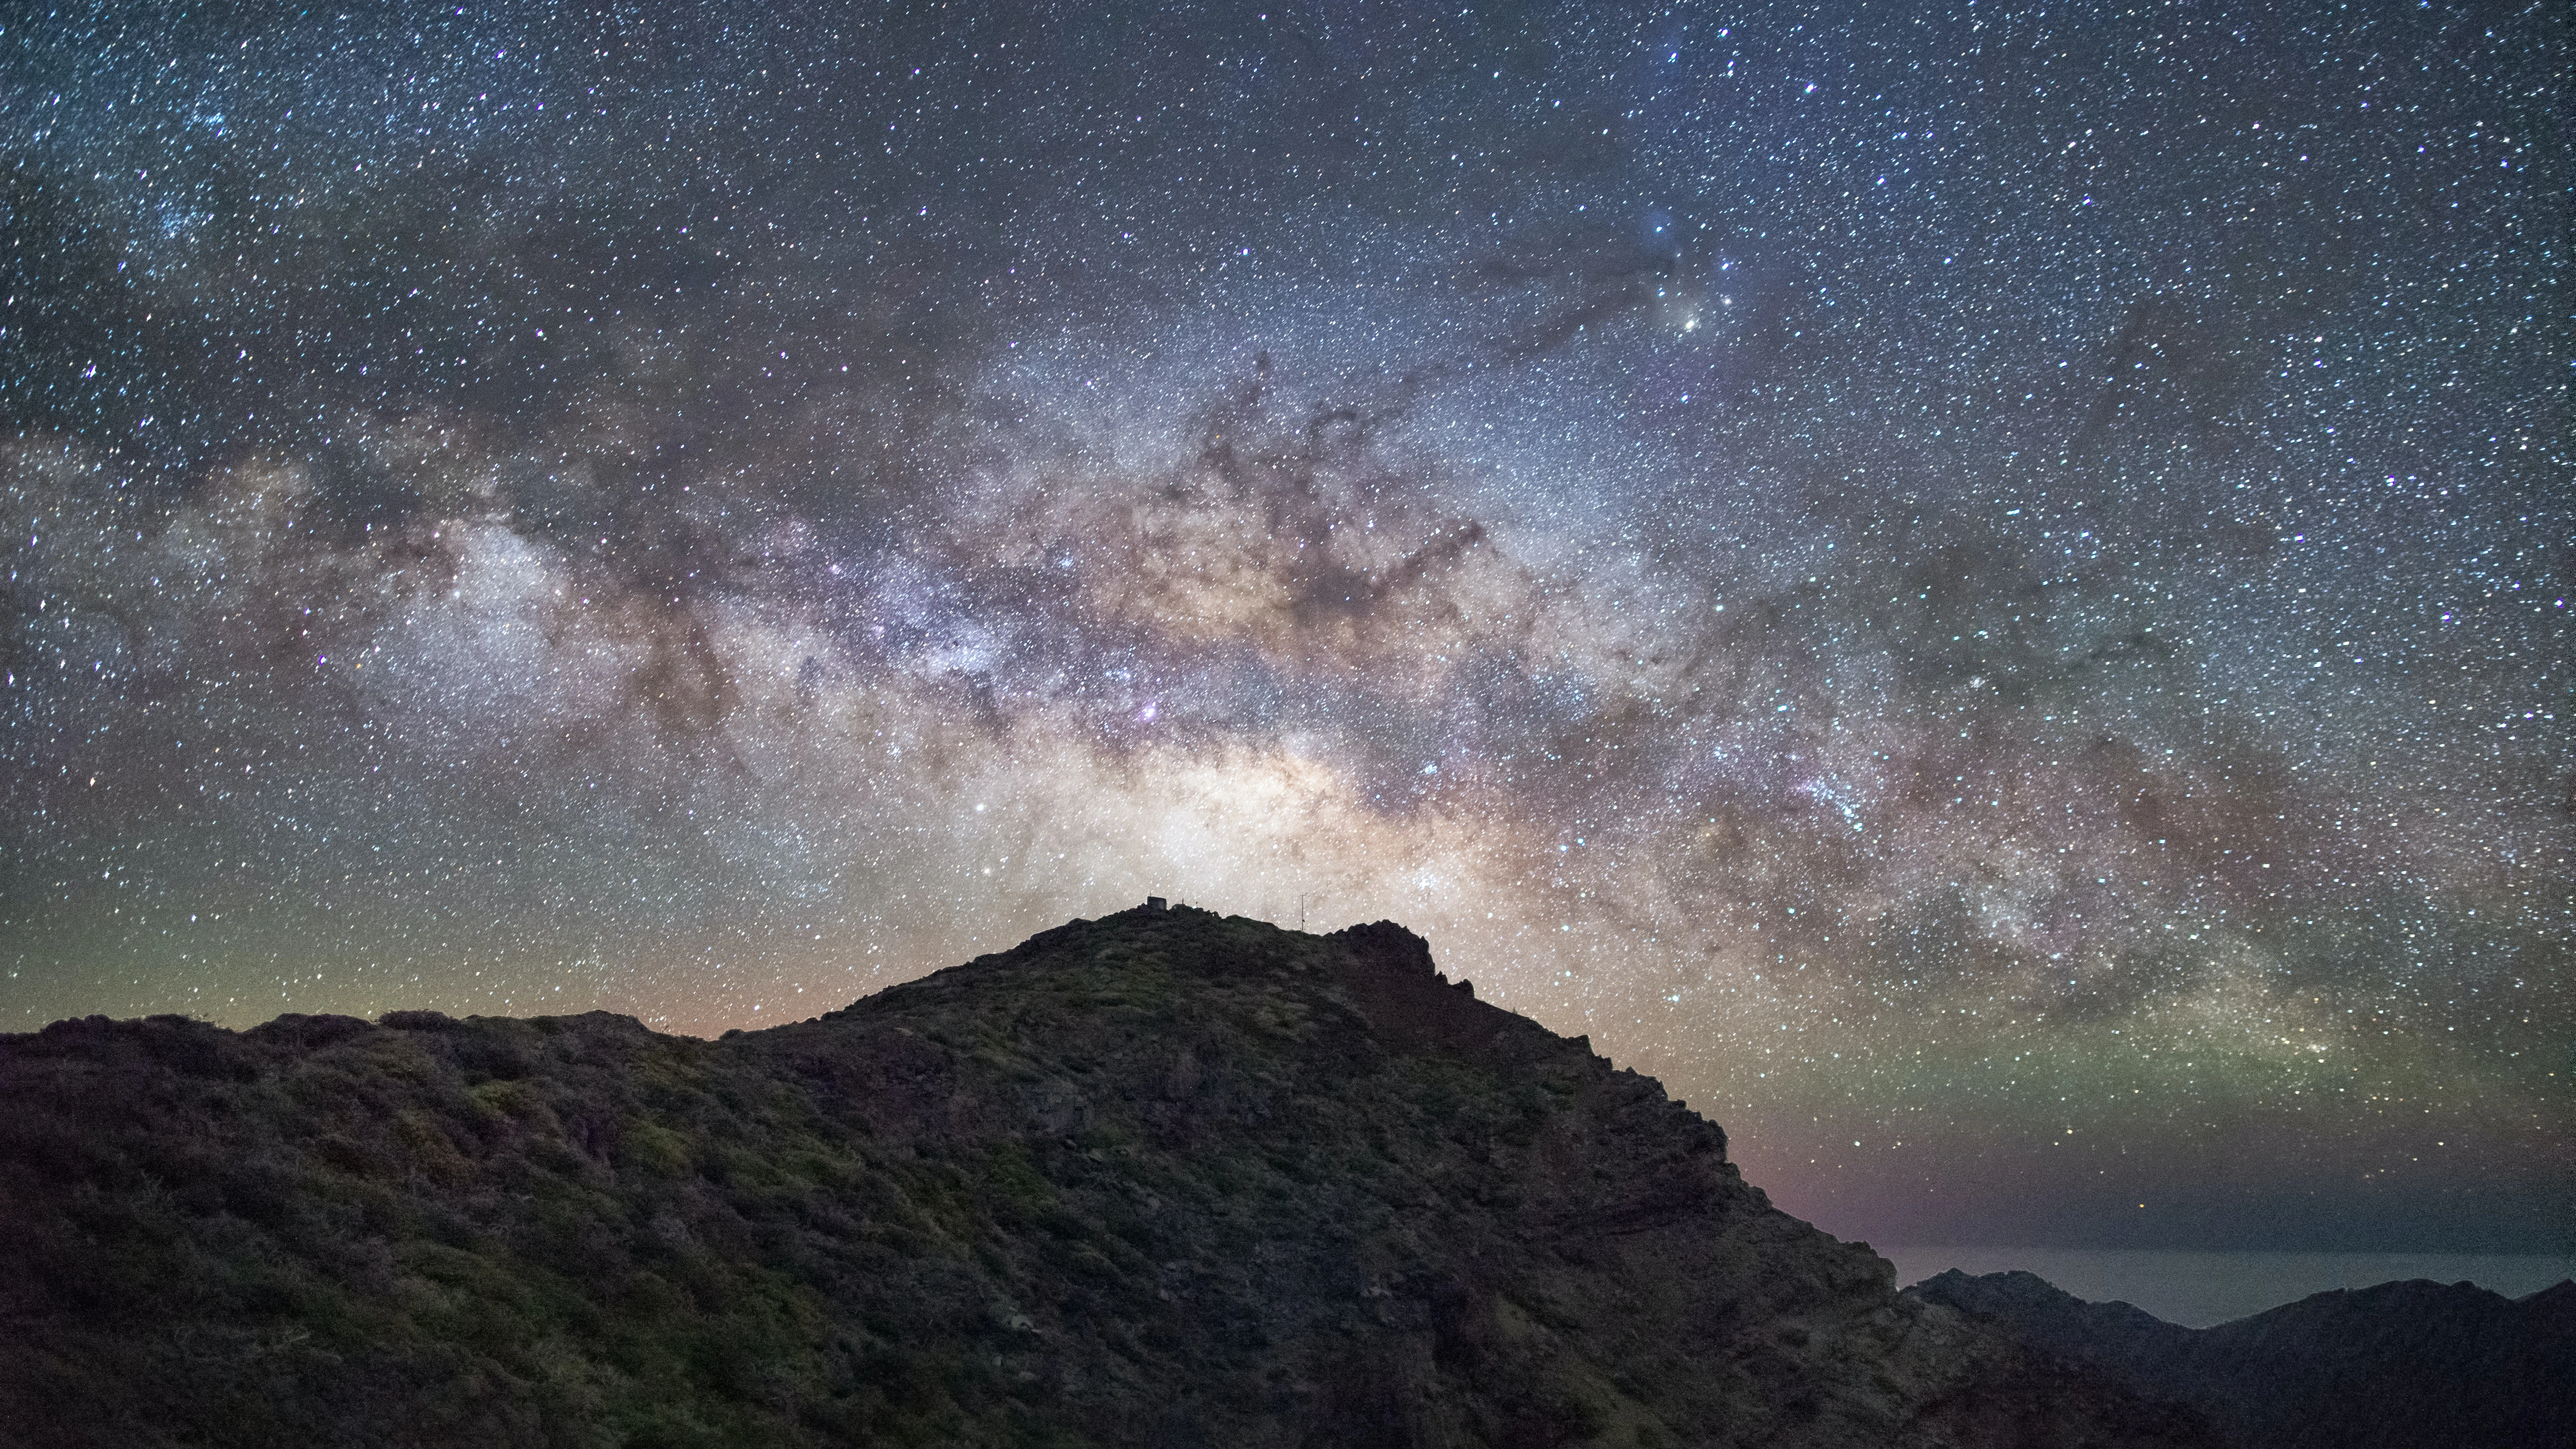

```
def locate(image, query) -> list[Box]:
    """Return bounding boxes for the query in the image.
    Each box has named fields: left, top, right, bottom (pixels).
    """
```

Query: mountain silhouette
left=2, top=906, right=2212, bottom=1447
left=1908, top=1267, right=2576, bottom=1449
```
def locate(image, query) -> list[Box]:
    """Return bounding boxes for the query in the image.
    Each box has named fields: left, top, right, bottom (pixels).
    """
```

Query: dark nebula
left=1, top=0, right=2564, bottom=1252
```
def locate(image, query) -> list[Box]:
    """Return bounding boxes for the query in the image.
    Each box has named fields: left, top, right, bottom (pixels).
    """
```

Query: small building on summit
left=1145, top=896, right=1169, bottom=912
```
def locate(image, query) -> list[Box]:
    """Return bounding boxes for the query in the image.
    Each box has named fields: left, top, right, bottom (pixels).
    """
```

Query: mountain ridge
left=1907, top=1266, right=2576, bottom=1449
left=1, top=906, right=2211, bottom=1447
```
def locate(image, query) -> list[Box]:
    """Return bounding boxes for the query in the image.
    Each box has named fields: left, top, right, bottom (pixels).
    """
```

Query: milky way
left=3, top=1, right=2565, bottom=1252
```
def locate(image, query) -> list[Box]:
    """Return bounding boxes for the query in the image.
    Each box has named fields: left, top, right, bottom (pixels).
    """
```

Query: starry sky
left=3, top=0, right=2566, bottom=1254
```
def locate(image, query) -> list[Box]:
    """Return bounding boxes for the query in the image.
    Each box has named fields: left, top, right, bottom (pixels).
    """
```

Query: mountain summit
left=1, top=906, right=2208, bottom=1447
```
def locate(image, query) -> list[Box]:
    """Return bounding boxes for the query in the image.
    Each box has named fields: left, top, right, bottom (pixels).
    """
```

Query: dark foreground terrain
left=1909, top=1268, right=2576, bottom=1449
left=0, top=907, right=2210, bottom=1448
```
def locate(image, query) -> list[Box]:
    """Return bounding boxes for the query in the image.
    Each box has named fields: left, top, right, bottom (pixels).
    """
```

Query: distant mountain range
left=1907, top=1267, right=2576, bottom=1449
left=0, top=906, right=2208, bottom=1448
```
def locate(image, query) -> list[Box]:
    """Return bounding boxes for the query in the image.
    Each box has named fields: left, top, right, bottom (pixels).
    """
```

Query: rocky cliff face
left=1909, top=1268, right=2576, bottom=1449
left=1, top=907, right=2210, bottom=1448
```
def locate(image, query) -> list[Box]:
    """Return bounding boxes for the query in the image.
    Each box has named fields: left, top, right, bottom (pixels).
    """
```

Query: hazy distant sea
left=1880, top=1246, right=2576, bottom=1328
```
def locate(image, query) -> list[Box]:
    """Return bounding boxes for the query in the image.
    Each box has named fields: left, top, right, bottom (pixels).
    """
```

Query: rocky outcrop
left=1910, top=1268, right=2576, bottom=1449
left=0, top=906, right=2211, bottom=1447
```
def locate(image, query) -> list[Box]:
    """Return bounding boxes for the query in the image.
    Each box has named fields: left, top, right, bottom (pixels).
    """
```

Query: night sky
left=3, top=0, right=2565, bottom=1254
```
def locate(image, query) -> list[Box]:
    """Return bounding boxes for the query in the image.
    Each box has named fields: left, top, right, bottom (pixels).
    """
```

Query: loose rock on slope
left=0, top=906, right=2212, bottom=1447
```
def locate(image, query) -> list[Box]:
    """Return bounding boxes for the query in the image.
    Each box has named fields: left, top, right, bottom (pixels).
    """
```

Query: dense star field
left=1, top=1, right=2564, bottom=1253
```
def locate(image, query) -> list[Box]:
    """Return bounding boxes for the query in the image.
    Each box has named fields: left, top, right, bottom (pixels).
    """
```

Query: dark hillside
left=1910, top=1269, right=2576, bottom=1449
left=0, top=907, right=2211, bottom=1448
